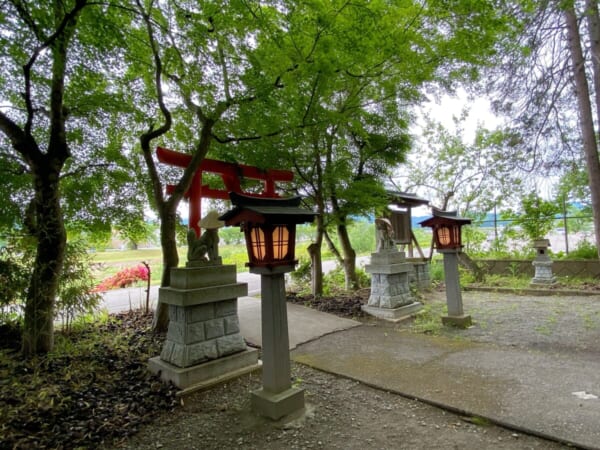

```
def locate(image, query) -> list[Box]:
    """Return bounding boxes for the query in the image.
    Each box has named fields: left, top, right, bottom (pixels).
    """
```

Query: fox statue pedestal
left=148, top=263, right=259, bottom=390
left=362, top=249, right=422, bottom=322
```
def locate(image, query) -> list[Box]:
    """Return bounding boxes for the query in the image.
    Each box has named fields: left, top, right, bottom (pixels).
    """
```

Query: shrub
left=94, top=264, right=150, bottom=292
left=561, top=240, right=598, bottom=260
left=56, top=241, right=102, bottom=332
left=0, top=245, right=29, bottom=324
left=1, top=237, right=103, bottom=331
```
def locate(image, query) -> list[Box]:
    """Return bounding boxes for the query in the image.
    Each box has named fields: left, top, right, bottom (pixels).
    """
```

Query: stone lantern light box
left=420, top=208, right=471, bottom=251
left=220, top=192, right=316, bottom=271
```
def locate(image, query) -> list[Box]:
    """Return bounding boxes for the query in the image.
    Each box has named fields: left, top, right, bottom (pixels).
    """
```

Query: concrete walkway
left=292, top=324, right=600, bottom=450
left=237, top=296, right=360, bottom=349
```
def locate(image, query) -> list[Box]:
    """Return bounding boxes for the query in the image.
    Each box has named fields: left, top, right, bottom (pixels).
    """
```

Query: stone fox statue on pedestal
left=187, top=210, right=224, bottom=263
left=187, top=228, right=219, bottom=262
left=375, top=218, right=395, bottom=252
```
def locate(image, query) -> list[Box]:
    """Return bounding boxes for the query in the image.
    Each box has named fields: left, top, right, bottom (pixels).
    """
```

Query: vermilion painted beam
left=156, top=146, right=294, bottom=235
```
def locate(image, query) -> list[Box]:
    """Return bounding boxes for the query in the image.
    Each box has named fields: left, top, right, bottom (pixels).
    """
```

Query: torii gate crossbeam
left=156, top=146, right=294, bottom=235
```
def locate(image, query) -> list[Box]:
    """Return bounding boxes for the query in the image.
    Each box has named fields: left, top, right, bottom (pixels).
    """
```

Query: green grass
left=91, top=244, right=251, bottom=286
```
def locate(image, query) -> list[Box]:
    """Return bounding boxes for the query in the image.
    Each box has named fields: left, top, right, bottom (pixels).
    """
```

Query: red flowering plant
left=94, top=263, right=150, bottom=292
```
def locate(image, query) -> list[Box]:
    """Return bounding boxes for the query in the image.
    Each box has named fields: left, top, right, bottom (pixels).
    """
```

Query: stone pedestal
left=440, top=250, right=471, bottom=328
left=408, top=259, right=431, bottom=290
left=148, top=264, right=259, bottom=389
left=362, top=249, right=422, bottom=322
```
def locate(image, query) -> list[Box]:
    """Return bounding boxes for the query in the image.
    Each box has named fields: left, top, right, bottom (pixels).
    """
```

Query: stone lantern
left=420, top=208, right=472, bottom=328
left=531, top=238, right=556, bottom=286
left=220, top=192, right=316, bottom=420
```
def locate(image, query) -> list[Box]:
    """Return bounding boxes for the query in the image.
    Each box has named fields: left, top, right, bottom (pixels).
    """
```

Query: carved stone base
left=361, top=301, right=423, bottom=322
left=441, top=314, right=472, bottom=328
left=366, top=250, right=415, bottom=309
left=251, top=387, right=305, bottom=420
left=149, top=347, right=259, bottom=389
left=531, top=259, right=556, bottom=286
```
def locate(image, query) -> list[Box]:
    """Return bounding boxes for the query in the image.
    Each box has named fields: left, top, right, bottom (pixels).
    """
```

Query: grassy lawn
left=90, top=245, right=250, bottom=286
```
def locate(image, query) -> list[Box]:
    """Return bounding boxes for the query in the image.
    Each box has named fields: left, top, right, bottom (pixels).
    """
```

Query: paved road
left=100, top=257, right=369, bottom=314
left=100, top=271, right=261, bottom=314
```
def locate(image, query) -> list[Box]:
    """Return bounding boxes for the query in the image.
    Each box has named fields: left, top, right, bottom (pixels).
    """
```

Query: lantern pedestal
left=250, top=265, right=305, bottom=420
left=362, top=249, right=422, bottom=322
left=440, top=250, right=472, bottom=328
left=148, top=264, right=260, bottom=390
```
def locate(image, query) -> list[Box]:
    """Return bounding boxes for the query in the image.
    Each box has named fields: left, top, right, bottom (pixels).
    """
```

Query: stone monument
left=362, top=218, right=423, bottom=321
left=148, top=211, right=260, bottom=390
left=531, top=238, right=556, bottom=286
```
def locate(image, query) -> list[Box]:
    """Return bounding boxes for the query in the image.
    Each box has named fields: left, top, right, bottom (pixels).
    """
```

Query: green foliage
left=289, top=258, right=312, bottom=289
left=54, top=241, right=102, bottom=333
left=559, top=240, right=599, bottom=260
left=115, top=219, right=158, bottom=250
left=412, top=302, right=448, bottom=335
left=429, top=259, right=445, bottom=283
left=0, top=245, right=30, bottom=323
left=219, top=227, right=245, bottom=246
left=400, top=115, right=525, bottom=214
left=322, top=266, right=370, bottom=296
left=0, top=237, right=101, bottom=331
left=501, top=193, right=561, bottom=241
left=462, top=225, right=488, bottom=254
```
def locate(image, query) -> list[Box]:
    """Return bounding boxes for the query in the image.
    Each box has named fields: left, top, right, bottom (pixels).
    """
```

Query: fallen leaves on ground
left=0, top=311, right=177, bottom=450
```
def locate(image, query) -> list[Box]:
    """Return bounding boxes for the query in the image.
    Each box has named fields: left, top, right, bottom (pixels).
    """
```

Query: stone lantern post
left=420, top=208, right=472, bottom=328
left=220, top=192, right=316, bottom=420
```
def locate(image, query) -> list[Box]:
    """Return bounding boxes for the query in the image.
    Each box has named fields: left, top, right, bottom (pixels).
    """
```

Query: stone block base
left=441, top=314, right=472, bottom=328
left=361, top=301, right=423, bottom=322
left=149, top=347, right=259, bottom=389
left=251, top=387, right=305, bottom=420
left=530, top=278, right=557, bottom=287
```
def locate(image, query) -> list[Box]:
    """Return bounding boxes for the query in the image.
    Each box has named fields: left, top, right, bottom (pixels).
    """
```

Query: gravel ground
left=112, top=363, right=568, bottom=450
left=106, top=289, right=596, bottom=450
left=432, top=290, right=600, bottom=358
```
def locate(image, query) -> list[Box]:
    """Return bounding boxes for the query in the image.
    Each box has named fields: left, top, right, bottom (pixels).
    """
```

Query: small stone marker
left=531, top=239, right=557, bottom=287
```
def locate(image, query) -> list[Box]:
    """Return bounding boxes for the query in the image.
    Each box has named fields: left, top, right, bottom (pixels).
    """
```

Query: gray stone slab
left=170, top=265, right=237, bottom=289
left=361, top=301, right=423, bottom=322
left=159, top=283, right=248, bottom=306
left=149, top=347, right=259, bottom=389
left=251, top=387, right=305, bottom=420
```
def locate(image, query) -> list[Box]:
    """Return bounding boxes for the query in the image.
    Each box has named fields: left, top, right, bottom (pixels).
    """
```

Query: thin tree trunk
left=152, top=207, right=179, bottom=330
left=564, top=4, right=600, bottom=258
left=308, top=215, right=325, bottom=297
left=323, top=229, right=343, bottom=265
left=337, top=222, right=359, bottom=290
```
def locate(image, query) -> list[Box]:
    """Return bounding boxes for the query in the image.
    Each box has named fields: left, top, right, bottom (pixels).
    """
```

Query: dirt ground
left=108, top=289, right=595, bottom=450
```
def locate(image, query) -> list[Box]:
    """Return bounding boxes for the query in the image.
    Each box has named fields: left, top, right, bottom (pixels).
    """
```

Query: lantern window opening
left=272, top=225, right=290, bottom=260
left=249, top=226, right=267, bottom=262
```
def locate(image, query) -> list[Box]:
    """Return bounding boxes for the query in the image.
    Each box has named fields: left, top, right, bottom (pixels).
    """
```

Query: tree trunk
left=152, top=206, right=179, bottom=331
left=585, top=0, right=600, bottom=125
left=564, top=5, right=600, bottom=258
left=21, top=165, right=66, bottom=355
left=308, top=214, right=325, bottom=297
left=337, top=223, right=359, bottom=290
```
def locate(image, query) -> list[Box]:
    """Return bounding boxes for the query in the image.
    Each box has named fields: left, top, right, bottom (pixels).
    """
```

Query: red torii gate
left=156, top=146, right=294, bottom=235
